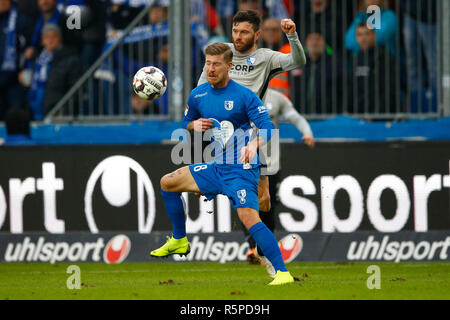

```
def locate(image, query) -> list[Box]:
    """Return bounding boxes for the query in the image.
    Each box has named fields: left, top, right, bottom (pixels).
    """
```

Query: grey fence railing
left=45, top=0, right=449, bottom=123
left=44, top=0, right=171, bottom=123
left=201, top=0, right=449, bottom=120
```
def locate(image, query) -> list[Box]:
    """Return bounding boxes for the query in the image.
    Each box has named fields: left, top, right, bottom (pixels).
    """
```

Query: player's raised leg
left=237, top=207, right=294, bottom=285
left=150, top=166, right=200, bottom=258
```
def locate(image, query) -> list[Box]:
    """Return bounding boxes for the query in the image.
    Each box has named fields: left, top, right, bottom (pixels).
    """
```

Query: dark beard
left=233, top=35, right=255, bottom=54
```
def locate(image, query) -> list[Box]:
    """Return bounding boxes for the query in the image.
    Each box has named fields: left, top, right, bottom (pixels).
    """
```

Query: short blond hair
left=204, top=42, right=233, bottom=63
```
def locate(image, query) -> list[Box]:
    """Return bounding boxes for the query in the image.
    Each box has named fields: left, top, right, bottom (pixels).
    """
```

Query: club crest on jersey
left=224, top=101, right=234, bottom=110
left=237, top=189, right=247, bottom=204
left=246, top=57, right=256, bottom=66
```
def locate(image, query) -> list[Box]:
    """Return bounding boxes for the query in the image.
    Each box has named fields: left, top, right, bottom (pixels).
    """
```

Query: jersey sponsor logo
left=257, top=105, right=267, bottom=113
left=246, top=57, right=256, bottom=66
left=230, top=64, right=255, bottom=72
left=224, top=101, right=234, bottom=111
left=237, top=189, right=247, bottom=204
left=194, top=92, right=208, bottom=98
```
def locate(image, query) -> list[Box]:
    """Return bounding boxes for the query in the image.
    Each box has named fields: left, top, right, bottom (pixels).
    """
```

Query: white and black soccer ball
left=132, top=66, right=167, bottom=101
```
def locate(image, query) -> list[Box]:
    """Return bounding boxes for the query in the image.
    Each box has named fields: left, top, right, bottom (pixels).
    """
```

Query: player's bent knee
left=160, top=174, right=175, bottom=192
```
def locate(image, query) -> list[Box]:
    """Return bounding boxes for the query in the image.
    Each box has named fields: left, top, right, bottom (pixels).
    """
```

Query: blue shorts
left=189, top=162, right=260, bottom=211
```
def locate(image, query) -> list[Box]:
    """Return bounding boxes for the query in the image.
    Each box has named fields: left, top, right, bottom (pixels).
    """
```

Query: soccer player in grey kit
left=251, top=88, right=315, bottom=276
left=197, top=10, right=307, bottom=278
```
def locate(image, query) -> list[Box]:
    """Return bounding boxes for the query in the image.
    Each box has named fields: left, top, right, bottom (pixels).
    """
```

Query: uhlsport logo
left=173, top=236, right=250, bottom=263
left=278, top=233, right=303, bottom=263
left=84, top=156, right=156, bottom=233
left=103, top=234, right=131, bottom=264
left=347, top=235, right=450, bottom=262
left=3, top=235, right=131, bottom=264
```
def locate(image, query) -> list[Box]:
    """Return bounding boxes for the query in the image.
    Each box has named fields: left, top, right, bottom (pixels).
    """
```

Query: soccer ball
left=132, top=66, right=167, bottom=101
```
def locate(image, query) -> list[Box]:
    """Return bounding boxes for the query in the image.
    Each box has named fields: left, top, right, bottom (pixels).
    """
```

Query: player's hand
left=189, top=118, right=213, bottom=132
left=302, top=135, right=315, bottom=148
left=281, top=19, right=296, bottom=34
left=240, top=140, right=258, bottom=164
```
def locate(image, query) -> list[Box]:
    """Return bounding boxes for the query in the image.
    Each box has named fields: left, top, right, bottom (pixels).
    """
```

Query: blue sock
left=161, top=190, right=186, bottom=239
left=249, top=222, right=287, bottom=272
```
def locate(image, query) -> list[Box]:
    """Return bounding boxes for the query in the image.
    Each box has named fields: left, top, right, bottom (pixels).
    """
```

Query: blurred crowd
left=0, top=0, right=439, bottom=124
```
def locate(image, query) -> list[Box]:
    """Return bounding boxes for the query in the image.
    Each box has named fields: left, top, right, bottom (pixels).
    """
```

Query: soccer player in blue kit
left=150, top=42, right=295, bottom=285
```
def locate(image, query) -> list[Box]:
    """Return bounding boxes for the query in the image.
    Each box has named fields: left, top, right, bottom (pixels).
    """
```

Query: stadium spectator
left=23, top=0, right=85, bottom=59
left=3, top=107, right=34, bottom=145
left=108, top=0, right=142, bottom=32
left=191, top=0, right=224, bottom=37
left=238, top=0, right=263, bottom=14
left=260, top=16, right=284, bottom=50
left=349, top=22, right=397, bottom=114
left=24, top=0, right=61, bottom=62
left=400, top=0, right=437, bottom=113
left=148, top=0, right=168, bottom=24
left=99, top=1, right=173, bottom=115
left=20, top=23, right=81, bottom=120
left=17, top=0, right=40, bottom=27
left=60, top=0, right=107, bottom=71
left=294, top=32, right=343, bottom=114
left=345, top=0, right=398, bottom=57
left=300, top=0, right=352, bottom=54
left=0, top=0, right=30, bottom=121
left=16, top=0, right=39, bottom=47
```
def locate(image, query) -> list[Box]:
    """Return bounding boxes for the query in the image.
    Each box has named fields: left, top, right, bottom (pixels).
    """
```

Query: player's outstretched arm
left=277, top=90, right=315, bottom=147
left=288, top=111, right=314, bottom=147
left=279, top=19, right=307, bottom=70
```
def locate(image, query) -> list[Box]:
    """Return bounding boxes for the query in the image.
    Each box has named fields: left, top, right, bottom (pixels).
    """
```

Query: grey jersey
left=198, top=32, right=306, bottom=101
left=261, top=88, right=313, bottom=175
left=265, top=88, right=313, bottom=136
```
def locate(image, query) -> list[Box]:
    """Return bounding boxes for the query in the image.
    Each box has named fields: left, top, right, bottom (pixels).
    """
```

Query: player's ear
left=255, top=30, right=261, bottom=42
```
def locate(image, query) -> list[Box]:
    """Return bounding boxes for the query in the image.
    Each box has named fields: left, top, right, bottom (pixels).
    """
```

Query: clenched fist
left=281, top=19, right=296, bottom=34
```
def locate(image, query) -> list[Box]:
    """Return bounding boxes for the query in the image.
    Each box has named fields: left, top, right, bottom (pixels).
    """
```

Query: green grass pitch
left=0, top=262, right=449, bottom=300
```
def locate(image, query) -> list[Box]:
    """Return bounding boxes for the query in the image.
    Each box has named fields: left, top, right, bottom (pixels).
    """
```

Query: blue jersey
left=184, top=79, right=275, bottom=167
